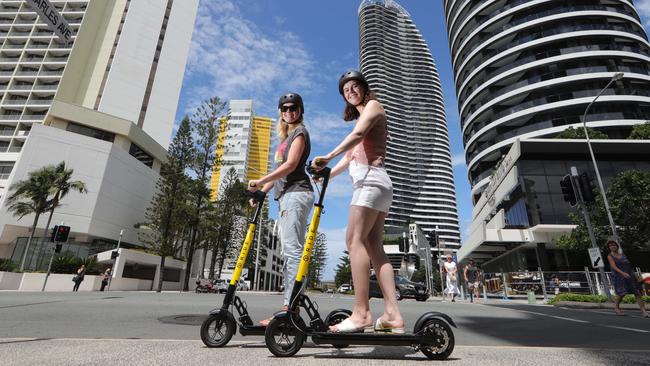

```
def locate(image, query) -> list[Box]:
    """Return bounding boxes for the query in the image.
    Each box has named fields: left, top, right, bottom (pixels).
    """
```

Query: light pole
left=581, top=71, right=624, bottom=250
left=106, top=229, right=123, bottom=292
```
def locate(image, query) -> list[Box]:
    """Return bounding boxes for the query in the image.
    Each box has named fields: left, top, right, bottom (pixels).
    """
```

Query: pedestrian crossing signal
left=53, top=225, right=70, bottom=242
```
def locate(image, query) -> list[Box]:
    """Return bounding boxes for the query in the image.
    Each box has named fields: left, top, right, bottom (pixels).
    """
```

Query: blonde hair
left=276, top=110, right=304, bottom=140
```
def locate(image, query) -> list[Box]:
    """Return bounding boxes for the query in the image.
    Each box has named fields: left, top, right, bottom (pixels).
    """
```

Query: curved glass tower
left=359, top=0, right=460, bottom=247
left=444, top=1, right=650, bottom=200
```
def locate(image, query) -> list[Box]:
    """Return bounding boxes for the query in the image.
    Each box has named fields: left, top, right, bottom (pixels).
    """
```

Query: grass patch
left=548, top=293, right=650, bottom=304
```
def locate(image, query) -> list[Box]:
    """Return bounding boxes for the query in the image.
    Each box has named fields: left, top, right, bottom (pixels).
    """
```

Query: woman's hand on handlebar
left=249, top=198, right=257, bottom=208
left=311, top=156, right=330, bottom=171
left=247, top=179, right=260, bottom=192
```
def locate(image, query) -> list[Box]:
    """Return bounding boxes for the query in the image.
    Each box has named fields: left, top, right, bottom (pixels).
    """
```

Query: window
left=0, top=161, right=14, bottom=179
left=66, top=122, right=115, bottom=142
left=129, top=143, right=153, bottom=168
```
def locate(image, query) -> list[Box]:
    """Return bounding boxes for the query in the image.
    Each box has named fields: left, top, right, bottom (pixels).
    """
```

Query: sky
left=175, top=0, right=650, bottom=281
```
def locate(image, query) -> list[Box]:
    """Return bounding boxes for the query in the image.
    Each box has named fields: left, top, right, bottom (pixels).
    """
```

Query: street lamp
left=107, top=229, right=123, bottom=292
left=581, top=71, right=623, bottom=251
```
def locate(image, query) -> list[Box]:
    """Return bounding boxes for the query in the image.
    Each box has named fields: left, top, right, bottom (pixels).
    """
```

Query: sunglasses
left=281, top=105, right=299, bottom=113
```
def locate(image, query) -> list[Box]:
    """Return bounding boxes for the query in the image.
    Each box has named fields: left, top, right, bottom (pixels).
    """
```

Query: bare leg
left=364, top=211, right=403, bottom=329
left=329, top=206, right=378, bottom=331
left=614, top=296, right=624, bottom=315
left=636, top=295, right=648, bottom=317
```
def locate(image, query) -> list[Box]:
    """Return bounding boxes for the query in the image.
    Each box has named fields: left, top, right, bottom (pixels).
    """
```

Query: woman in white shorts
left=312, top=70, right=404, bottom=334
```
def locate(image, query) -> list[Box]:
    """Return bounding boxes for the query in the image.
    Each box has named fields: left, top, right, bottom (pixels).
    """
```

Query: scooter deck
left=238, top=325, right=265, bottom=336
left=311, top=331, right=436, bottom=347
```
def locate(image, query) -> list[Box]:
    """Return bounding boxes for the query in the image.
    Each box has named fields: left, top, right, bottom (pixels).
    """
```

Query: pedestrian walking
left=443, top=255, right=459, bottom=302
left=464, top=259, right=480, bottom=302
left=312, top=70, right=404, bottom=333
left=100, top=267, right=111, bottom=291
left=607, top=240, right=648, bottom=317
left=72, top=264, right=86, bottom=292
left=247, top=92, right=314, bottom=327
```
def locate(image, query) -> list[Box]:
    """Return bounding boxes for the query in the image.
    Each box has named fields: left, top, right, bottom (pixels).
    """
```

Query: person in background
left=464, top=259, right=480, bottom=302
left=443, top=255, right=459, bottom=302
left=72, top=264, right=86, bottom=292
left=607, top=240, right=648, bottom=317
left=100, top=267, right=111, bottom=292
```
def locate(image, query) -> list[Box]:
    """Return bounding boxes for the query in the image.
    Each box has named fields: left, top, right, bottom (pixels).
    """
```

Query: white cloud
left=451, top=153, right=466, bottom=167
left=305, top=110, right=352, bottom=147
left=320, top=226, right=348, bottom=281
left=185, top=1, right=317, bottom=116
left=636, top=1, right=650, bottom=27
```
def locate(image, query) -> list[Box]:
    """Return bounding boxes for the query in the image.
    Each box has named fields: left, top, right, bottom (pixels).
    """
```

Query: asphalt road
left=1, top=291, right=649, bottom=365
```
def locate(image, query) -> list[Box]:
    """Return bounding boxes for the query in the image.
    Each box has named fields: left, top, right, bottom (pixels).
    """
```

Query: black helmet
left=338, top=70, right=368, bottom=95
left=278, top=92, right=303, bottom=112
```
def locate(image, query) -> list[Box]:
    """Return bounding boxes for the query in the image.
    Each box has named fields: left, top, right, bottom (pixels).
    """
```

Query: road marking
left=517, top=309, right=589, bottom=323
left=604, top=325, right=650, bottom=333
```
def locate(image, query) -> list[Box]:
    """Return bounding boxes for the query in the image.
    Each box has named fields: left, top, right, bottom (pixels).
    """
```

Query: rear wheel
left=200, top=313, right=236, bottom=347
left=417, top=318, right=454, bottom=360
left=325, top=310, right=352, bottom=349
left=264, top=316, right=306, bottom=357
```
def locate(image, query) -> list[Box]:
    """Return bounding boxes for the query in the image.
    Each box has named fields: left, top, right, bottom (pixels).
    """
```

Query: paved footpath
left=2, top=338, right=649, bottom=366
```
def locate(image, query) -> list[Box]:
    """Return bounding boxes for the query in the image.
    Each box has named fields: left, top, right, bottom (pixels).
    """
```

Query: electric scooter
left=200, top=189, right=269, bottom=347
left=200, top=186, right=349, bottom=347
left=264, top=165, right=457, bottom=360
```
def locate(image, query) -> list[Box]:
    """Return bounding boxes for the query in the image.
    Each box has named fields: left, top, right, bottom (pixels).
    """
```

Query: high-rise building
left=444, top=1, right=650, bottom=270
left=358, top=0, right=461, bottom=248
left=444, top=0, right=650, bottom=201
left=210, top=100, right=273, bottom=200
left=0, top=0, right=199, bottom=269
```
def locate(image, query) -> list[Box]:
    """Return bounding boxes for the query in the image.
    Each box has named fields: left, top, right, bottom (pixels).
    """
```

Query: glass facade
left=444, top=0, right=650, bottom=200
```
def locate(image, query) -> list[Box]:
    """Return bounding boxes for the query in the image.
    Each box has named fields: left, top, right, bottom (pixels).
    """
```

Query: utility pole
left=570, top=167, right=612, bottom=301
left=107, top=229, right=123, bottom=292
left=41, top=221, right=64, bottom=292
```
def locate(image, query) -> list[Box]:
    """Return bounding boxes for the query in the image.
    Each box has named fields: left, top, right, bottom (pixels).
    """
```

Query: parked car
left=337, top=284, right=351, bottom=293
left=368, top=274, right=428, bottom=301
left=236, top=279, right=249, bottom=291
left=215, top=279, right=228, bottom=293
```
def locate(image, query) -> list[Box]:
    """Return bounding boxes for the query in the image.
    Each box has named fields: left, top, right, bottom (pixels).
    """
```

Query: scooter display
left=263, top=165, right=457, bottom=360
left=200, top=189, right=268, bottom=347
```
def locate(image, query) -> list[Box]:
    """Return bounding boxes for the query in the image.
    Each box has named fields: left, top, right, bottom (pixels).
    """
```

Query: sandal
left=329, top=318, right=373, bottom=333
left=374, top=318, right=405, bottom=334
left=259, top=316, right=274, bottom=327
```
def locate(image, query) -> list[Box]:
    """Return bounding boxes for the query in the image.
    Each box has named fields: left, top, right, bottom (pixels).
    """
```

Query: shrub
left=51, top=255, right=101, bottom=275
left=548, top=293, right=607, bottom=304
left=0, top=258, right=17, bottom=272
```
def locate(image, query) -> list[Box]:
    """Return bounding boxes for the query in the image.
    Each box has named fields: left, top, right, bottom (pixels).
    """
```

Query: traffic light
left=50, top=225, right=58, bottom=242
left=578, top=172, right=595, bottom=204
left=398, top=237, right=407, bottom=253
left=54, top=243, right=62, bottom=253
left=560, top=175, right=577, bottom=206
left=111, top=251, right=119, bottom=259
left=428, top=230, right=439, bottom=247
left=53, top=225, right=71, bottom=242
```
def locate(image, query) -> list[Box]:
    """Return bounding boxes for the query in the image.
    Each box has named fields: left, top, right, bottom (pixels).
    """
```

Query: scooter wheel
left=417, top=318, right=454, bottom=360
left=264, top=316, right=305, bottom=357
left=325, top=310, right=352, bottom=349
left=200, top=313, right=235, bottom=347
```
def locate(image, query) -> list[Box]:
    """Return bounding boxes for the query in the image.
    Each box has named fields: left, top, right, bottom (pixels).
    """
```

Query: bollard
left=502, top=271, right=509, bottom=300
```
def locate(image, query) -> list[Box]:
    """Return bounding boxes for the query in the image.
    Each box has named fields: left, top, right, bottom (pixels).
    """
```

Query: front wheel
left=200, top=313, right=236, bottom=347
left=417, top=318, right=455, bottom=360
left=264, top=316, right=305, bottom=357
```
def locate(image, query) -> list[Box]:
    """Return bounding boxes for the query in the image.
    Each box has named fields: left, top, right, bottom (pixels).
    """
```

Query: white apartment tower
left=0, top=0, right=199, bottom=268
left=358, top=0, right=461, bottom=248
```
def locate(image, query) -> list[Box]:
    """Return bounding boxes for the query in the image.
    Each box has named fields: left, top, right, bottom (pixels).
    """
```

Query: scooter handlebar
left=306, top=161, right=331, bottom=179
left=244, top=189, right=266, bottom=203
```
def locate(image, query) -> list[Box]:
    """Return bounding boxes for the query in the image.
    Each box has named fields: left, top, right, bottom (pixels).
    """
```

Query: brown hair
left=607, top=240, right=619, bottom=251
left=276, top=110, right=305, bottom=141
left=342, top=88, right=377, bottom=122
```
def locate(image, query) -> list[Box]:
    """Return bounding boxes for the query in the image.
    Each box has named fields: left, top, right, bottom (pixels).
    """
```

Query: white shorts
left=349, top=160, right=393, bottom=213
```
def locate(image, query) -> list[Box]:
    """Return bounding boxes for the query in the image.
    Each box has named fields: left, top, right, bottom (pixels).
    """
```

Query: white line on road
left=517, top=309, right=590, bottom=323
left=604, top=325, right=650, bottom=334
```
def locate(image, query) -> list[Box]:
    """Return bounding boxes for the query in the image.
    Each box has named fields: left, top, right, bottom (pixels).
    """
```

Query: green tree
left=628, top=121, right=650, bottom=139
left=334, top=250, right=352, bottom=288
left=557, top=170, right=650, bottom=252
left=139, top=117, right=194, bottom=292
left=307, top=232, right=328, bottom=289
left=555, top=126, right=608, bottom=139
left=6, top=166, right=55, bottom=271
left=182, top=97, right=226, bottom=291
left=210, top=167, right=247, bottom=279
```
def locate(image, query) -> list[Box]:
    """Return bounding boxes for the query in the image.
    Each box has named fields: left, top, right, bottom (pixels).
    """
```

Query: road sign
left=25, top=0, right=74, bottom=44
left=588, top=248, right=604, bottom=268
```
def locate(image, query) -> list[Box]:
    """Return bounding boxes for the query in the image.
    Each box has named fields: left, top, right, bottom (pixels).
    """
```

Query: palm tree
left=6, top=166, right=56, bottom=271
left=39, top=162, right=87, bottom=258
